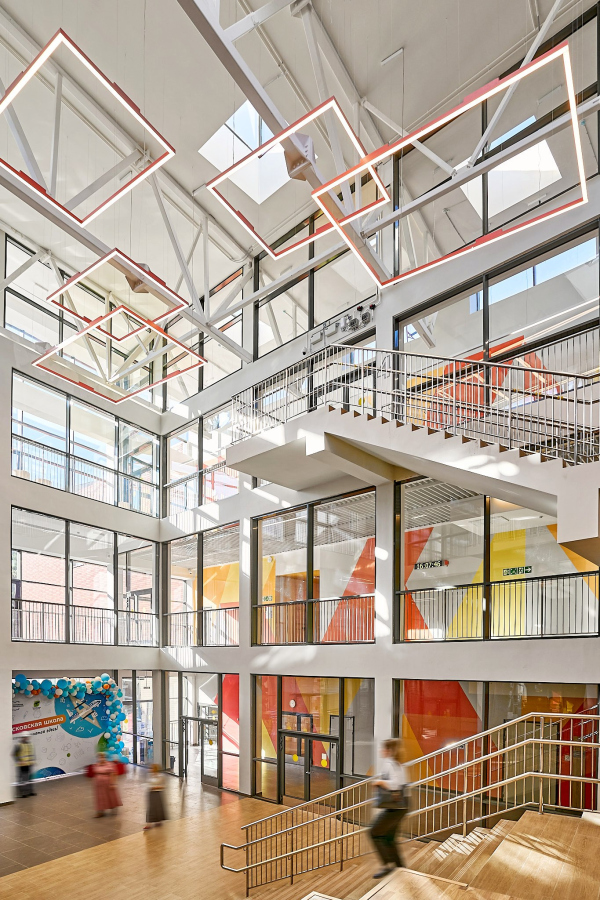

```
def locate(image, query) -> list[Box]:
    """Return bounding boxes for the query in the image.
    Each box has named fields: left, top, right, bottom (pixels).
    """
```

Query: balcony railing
left=12, top=600, right=158, bottom=645
left=398, top=571, right=599, bottom=641
left=165, top=607, right=240, bottom=647
left=202, top=462, right=239, bottom=503
left=203, top=606, right=239, bottom=646
left=255, top=595, right=376, bottom=645
left=12, top=435, right=158, bottom=516
left=231, top=343, right=600, bottom=464
left=11, top=599, right=66, bottom=642
left=117, top=610, right=158, bottom=646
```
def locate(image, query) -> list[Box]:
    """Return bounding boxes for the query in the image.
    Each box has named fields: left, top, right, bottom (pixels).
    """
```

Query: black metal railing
left=11, top=599, right=158, bottom=646
left=165, top=607, right=240, bottom=647
left=397, top=571, right=600, bottom=641
left=254, top=595, right=376, bottom=645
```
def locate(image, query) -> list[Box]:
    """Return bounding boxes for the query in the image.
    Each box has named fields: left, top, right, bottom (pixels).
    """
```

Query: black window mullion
left=307, top=504, right=314, bottom=645
left=113, top=532, right=119, bottom=646
left=308, top=216, right=315, bottom=329
left=132, top=670, right=138, bottom=766
left=198, top=532, right=204, bottom=647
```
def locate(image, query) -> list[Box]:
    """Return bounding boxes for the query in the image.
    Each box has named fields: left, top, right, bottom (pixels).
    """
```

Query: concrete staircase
left=227, top=403, right=600, bottom=562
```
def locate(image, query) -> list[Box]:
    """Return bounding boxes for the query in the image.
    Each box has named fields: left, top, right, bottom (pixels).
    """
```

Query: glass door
left=201, top=719, right=218, bottom=786
left=181, top=716, right=218, bottom=787
left=278, top=730, right=339, bottom=803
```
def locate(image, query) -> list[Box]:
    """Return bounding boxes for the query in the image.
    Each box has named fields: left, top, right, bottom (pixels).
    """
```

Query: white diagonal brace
left=226, top=0, right=294, bottom=42
left=49, top=73, right=62, bottom=197
left=202, top=214, right=211, bottom=318
left=299, top=4, right=353, bottom=212
left=109, top=341, right=169, bottom=383
left=65, top=150, right=142, bottom=211
left=49, top=259, right=105, bottom=379
left=467, top=0, right=564, bottom=167
left=0, top=248, right=50, bottom=291
left=209, top=265, right=254, bottom=322
left=363, top=94, right=599, bottom=238
left=362, top=100, right=455, bottom=176
left=150, top=173, right=206, bottom=320
left=0, top=73, right=48, bottom=191
left=175, top=223, right=203, bottom=294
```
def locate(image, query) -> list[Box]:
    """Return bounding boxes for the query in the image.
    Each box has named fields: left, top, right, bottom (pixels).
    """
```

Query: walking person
left=89, top=752, right=122, bottom=817
left=369, top=739, right=410, bottom=879
left=144, top=764, right=167, bottom=830
left=13, top=735, right=36, bottom=798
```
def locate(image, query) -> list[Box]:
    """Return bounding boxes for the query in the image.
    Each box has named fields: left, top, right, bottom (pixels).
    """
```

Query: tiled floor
left=0, top=766, right=236, bottom=876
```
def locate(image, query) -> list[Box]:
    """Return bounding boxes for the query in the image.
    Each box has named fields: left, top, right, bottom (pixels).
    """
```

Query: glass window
left=165, top=672, right=180, bottom=774
left=281, top=676, right=339, bottom=735
left=400, top=478, right=484, bottom=641
left=488, top=233, right=599, bottom=365
left=221, top=674, right=240, bottom=791
left=169, top=535, right=198, bottom=613
left=488, top=682, right=598, bottom=729
left=342, top=679, right=375, bottom=781
left=70, top=400, right=117, bottom=468
left=397, top=283, right=483, bottom=360
left=12, top=374, right=67, bottom=451
left=254, top=675, right=278, bottom=800
left=313, top=492, right=375, bottom=599
left=11, top=508, right=66, bottom=605
left=398, top=680, right=484, bottom=760
left=69, top=524, right=115, bottom=609
left=167, top=425, right=199, bottom=514
left=117, top=535, right=155, bottom=613
left=202, top=315, right=243, bottom=387
left=202, top=406, right=238, bottom=502
left=258, top=508, right=308, bottom=605
left=203, top=524, right=239, bottom=611
left=118, top=422, right=158, bottom=483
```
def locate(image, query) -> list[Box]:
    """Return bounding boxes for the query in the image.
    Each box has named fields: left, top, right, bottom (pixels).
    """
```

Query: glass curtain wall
left=12, top=373, right=159, bottom=515
left=396, top=679, right=598, bottom=811
left=202, top=523, right=240, bottom=646
left=163, top=671, right=239, bottom=790
left=166, top=423, right=200, bottom=515
left=396, top=477, right=598, bottom=641
left=254, top=675, right=375, bottom=803
left=255, top=491, right=376, bottom=645
left=202, top=406, right=238, bottom=502
left=166, top=525, right=240, bottom=647
left=11, top=508, right=157, bottom=646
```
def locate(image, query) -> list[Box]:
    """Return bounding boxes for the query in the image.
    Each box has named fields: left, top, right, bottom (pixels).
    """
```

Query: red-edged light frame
left=312, top=43, right=587, bottom=289
left=206, top=96, right=389, bottom=259
left=33, top=305, right=206, bottom=404
left=46, top=249, right=190, bottom=338
left=0, top=30, right=175, bottom=226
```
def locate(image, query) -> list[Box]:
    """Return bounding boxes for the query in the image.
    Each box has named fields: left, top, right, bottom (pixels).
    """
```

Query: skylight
left=199, top=100, right=289, bottom=205
left=458, top=117, right=561, bottom=219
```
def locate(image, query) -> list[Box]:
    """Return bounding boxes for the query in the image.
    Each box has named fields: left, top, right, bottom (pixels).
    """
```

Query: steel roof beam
left=225, top=0, right=295, bottom=42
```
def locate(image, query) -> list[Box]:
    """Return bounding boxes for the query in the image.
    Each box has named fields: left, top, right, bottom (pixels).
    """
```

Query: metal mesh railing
left=165, top=608, right=240, bottom=646
left=231, top=344, right=600, bottom=464
left=11, top=599, right=66, bottom=642
left=398, top=571, right=599, bottom=641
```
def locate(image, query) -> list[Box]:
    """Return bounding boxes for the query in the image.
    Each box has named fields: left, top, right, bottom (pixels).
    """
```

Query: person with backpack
left=13, top=735, right=36, bottom=798
left=369, top=738, right=410, bottom=879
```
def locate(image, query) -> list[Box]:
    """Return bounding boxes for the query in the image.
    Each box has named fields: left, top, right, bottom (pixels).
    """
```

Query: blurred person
left=89, top=752, right=122, bottom=817
left=369, top=738, right=410, bottom=879
left=144, top=763, right=167, bottom=830
left=13, top=735, right=36, bottom=798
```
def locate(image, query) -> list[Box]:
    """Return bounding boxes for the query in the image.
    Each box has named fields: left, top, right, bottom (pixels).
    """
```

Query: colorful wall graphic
left=12, top=674, right=128, bottom=780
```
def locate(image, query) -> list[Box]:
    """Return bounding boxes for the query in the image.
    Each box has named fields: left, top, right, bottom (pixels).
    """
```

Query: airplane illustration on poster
left=65, top=697, right=102, bottom=728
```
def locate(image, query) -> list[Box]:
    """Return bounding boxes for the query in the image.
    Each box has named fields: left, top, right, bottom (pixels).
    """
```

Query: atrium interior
left=1, top=1, right=600, bottom=898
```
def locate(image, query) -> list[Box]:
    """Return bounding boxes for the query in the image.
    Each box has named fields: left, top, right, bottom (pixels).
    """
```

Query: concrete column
left=237, top=671, right=252, bottom=795
left=373, top=481, right=396, bottom=773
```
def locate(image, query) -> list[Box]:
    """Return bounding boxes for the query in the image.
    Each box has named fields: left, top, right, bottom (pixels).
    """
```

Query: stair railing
left=221, top=707, right=600, bottom=895
left=231, top=343, right=600, bottom=464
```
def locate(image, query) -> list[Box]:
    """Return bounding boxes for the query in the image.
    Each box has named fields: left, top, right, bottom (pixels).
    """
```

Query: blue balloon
left=41, top=679, right=52, bottom=690
left=15, top=674, right=27, bottom=684
left=57, top=679, right=67, bottom=689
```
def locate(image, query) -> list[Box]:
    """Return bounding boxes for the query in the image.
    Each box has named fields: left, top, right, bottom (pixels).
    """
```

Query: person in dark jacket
left=13, top=735, right=36, bottom=798
left=369, top=739, right=410, bottom=879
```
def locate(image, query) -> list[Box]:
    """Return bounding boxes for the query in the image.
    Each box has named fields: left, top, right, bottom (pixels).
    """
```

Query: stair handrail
left=405, top=704, right=600, bottom=768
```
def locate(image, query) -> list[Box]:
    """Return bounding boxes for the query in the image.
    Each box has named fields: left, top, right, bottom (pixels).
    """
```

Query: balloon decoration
left=12, top=673, right=129, bottom=764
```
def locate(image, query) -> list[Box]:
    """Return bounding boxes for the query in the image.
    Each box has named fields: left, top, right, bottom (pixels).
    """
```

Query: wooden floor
left=1, top=798, right=599, bottom=900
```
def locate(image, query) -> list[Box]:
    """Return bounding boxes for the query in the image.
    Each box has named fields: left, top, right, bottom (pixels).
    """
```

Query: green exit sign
left=502, top=566, right=532, bottom=577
